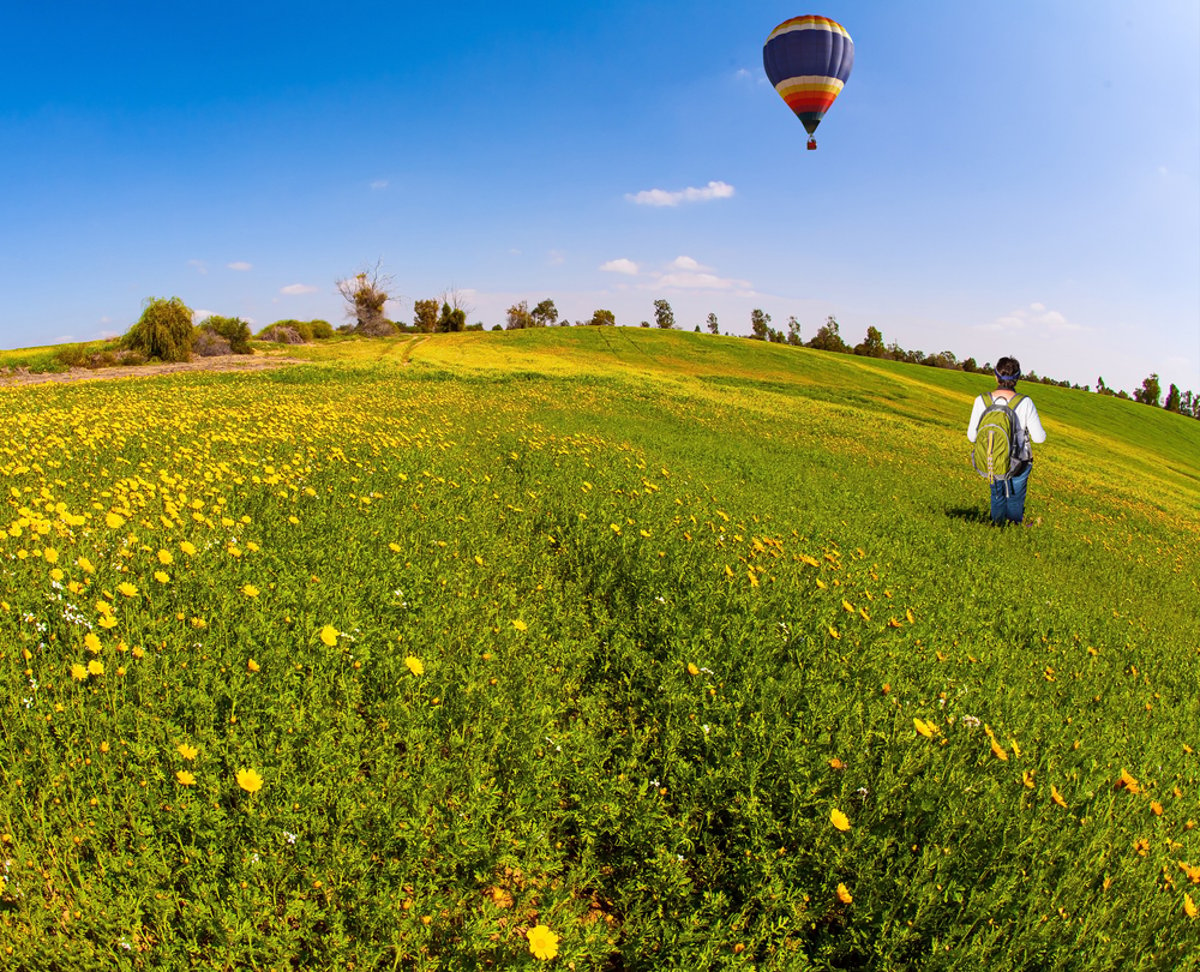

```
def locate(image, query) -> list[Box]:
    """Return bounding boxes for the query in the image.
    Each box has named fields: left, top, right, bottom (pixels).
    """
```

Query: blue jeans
left=990, top=464, right=1031, bottom=525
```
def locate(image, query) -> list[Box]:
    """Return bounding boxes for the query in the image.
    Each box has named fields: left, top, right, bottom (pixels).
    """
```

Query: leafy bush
left=200, top=316, right=252, bottom=354
left=53, top=345, right=89, bottom=369
left=123, top=296, right=195, bottom=362
left=309, top=320, right=333, bottom=340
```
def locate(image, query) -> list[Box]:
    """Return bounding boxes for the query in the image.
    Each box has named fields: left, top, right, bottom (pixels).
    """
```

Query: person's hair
left=995, top=356, right=1022, bottom=390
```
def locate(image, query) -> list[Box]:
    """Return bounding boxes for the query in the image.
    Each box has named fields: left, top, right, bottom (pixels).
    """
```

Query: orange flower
left=836, top=882, right=853, bottom=904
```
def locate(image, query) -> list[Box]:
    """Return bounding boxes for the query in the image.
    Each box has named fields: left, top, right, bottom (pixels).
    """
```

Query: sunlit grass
left=1, top=329, right=1197, bottom=969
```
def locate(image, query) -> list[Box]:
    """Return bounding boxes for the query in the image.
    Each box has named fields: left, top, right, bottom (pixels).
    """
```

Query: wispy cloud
left=599, top=254, right=753, bottom=294
left=188, top=259, right=208, bottom=274
left=369, top=179, right=389, bottom=190
left=626, top=180, right=735, bottom=207
left=227, top=261, right=253, bottom=271
left=600, top=258, right=640, bottom=275
left=547, top=249, right=566, bottom=266
left=979, top=302, right=1085, bottom=334
left=280, top=283, right=318, bottom=295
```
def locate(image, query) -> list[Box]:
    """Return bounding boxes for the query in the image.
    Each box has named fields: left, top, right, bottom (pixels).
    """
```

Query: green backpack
left=971, top=392, right=1026, bottom=483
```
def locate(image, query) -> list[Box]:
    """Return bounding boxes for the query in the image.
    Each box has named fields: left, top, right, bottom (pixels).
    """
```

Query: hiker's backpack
left=971, top=392, right=1026, bottom=483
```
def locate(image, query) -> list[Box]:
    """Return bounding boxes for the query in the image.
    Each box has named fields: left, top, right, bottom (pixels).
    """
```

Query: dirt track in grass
left=0, top=353, right=309, bottom=387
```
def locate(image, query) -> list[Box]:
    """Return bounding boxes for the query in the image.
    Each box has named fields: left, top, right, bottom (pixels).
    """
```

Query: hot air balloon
left=763, top=15, right=854, bottom=150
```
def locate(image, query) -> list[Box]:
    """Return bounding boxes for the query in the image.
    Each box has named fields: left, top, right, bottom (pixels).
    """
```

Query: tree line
left=330, top=267, right=1200, bottom=419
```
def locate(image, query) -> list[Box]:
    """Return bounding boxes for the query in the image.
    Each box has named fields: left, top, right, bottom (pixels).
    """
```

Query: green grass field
left=2, top=328, right=1198, bottom=970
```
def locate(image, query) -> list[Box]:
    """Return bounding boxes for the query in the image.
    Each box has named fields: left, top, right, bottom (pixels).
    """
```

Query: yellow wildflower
left=236, top=768, right=264, bottom=793
left=176, top=770, right=196, bottom=786
left=177, top=743, right=199, bottom=761
left=319, top=625, right=338, bottom=646
left=405, top=656, right=424, bottom=676
left=70, top=663, right=88, bottom=681
left=831, top=808, right=851, bottom=832
left=527, top=924, right=559, bottom=961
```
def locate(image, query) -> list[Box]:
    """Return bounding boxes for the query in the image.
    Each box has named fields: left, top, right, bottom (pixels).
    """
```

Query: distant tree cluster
left=118, top=267, right=1198, bottom=417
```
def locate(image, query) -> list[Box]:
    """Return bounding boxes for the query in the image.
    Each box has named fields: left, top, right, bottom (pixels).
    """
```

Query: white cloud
left=280, top=283, right=318, bottom=295
left=598, top=254, right=753, bottom=294
left=979, top=302, right=1084, bottom=335
left=369, top=179, right=389, bottom=190
left=193, top=309, right=218, bottom=323
left=188, top=259, right=208, bottom=274
left=626, top=180, right=736, bottom=207
left=227, top=261, right=253, bottom=271
left=655, top=270, right=751, bottom=292
left=547, top=250, right=566, bottom=266
left=600, top=258, right=640, bottom=276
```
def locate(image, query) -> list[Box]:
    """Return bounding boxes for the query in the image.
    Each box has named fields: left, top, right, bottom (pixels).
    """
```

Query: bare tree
left=336, top=261, right=396, bottom=336
left=440, top=285, right=474, bottom=320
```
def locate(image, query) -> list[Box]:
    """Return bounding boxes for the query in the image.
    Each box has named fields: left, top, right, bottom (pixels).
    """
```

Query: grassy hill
left=1, top=329, right=1197, bottom=970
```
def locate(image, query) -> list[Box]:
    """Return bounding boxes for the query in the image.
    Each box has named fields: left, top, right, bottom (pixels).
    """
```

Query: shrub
left=194, top=329, right=233, bottom=357
left=257, top=324, right=304, bottom=344
left=54, top=345, right=89, bottom=369
left=123, top=297, right=195, bottom=362
left=86, top=351, right=119, bottom=369
left=200, top=316, right=252, bottom=354
left=309, top=320, right=333, bottom=340
left=261, top=319, right=317, bottom=342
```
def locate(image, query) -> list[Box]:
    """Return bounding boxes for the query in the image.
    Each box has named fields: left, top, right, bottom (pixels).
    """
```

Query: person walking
left=967, top=356, right=1047, bottom=525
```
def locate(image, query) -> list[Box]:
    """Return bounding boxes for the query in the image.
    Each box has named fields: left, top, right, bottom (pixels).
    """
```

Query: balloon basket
left=806, top=138, right=817, bottom=151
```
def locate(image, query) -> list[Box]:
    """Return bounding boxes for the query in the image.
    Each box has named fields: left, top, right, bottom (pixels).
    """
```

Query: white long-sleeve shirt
left=967, top=392, right=1046, bottom=463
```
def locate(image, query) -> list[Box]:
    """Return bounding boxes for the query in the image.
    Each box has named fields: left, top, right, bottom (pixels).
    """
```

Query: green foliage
left=750, top=308, right=771, bottom=340
left=506, top=301, right=536, bottom=329
left=587, top=309, right=616, bottom=327
left=124, top=296, right=195, bottom=362
left=853, top=325, right=886, bottom=358
left=310, top=320, right=334, bottom=340
left=531, top=299, right=559, bottom=328
left=807, top=315, right=850, bottom=353
left=413, top=299, right=439, bottom=333
left=1134, top=373, right=1162, bottom=406
left=0, top=329, right=1197, bottom=969
left=653, top=298, right=675, bottom=330
left=437, top=302, right=466, bottom=333
left=200, top=315, right=252, bottom=354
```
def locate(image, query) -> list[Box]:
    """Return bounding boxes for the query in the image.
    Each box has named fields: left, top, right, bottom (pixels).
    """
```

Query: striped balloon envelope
left=763, top=15, right=854, bottom=149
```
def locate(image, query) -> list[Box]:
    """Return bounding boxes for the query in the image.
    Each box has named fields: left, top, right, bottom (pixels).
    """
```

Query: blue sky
left=2, top=0, right=1197, bottom=394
